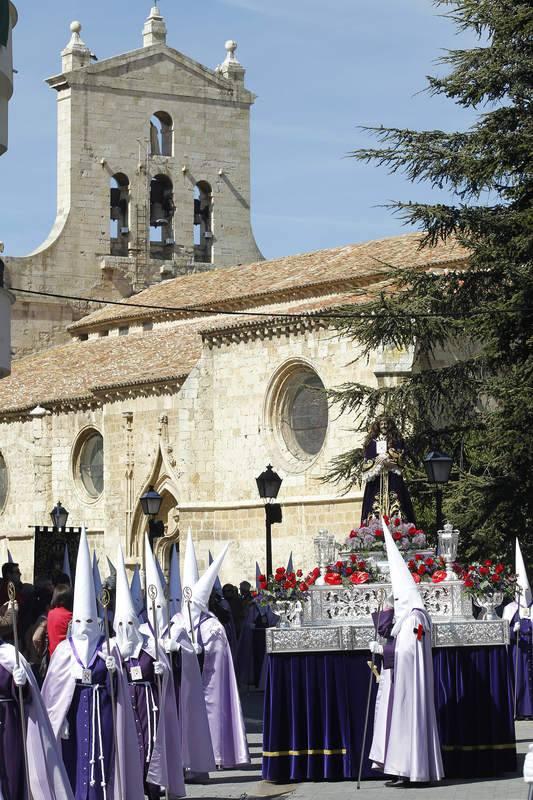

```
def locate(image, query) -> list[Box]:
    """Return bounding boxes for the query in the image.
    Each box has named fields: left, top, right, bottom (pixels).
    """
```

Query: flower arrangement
left=256, top=566, right=320, bottom=605
left=345, top=515, right=427, bottom=552
left=322, top=555, right=382, bottom=587
left=459, top=560, right=516, bottom=598
left=407, top=554, right=449, bottom=583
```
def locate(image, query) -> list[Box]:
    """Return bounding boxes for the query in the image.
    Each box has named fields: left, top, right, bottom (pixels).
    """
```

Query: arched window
left=109, top=173, right=129, bottom=255
left=150, top=174, right=175, bottom=256
left=193, top=181, right=213, bottom=263
left=150, top=112, right=173, bottom=157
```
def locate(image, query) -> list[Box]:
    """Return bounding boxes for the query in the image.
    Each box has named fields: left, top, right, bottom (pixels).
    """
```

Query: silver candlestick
left=438, top=522, right=460, bottom=581
left=314, top=529, right=337, bottom=586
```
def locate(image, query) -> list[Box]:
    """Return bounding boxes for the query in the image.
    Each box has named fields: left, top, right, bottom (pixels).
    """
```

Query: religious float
left=261, top=416, right=517, bottom=784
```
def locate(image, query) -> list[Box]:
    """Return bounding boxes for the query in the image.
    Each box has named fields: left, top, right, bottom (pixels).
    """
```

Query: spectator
left=223, top=583, right=244, bottom=638
left=47, top=583, right=73, bottom=656
left=0, top=561, right=33, bottom=644
left=25, top=580, right=53, bottom=683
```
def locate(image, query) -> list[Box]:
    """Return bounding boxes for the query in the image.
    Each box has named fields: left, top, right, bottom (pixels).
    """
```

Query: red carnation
left=375, top=529, right=384, bottom=538
left=495, top=564, right=505, bottom=574
left=479, top=566, right=489, bottom=576
left=484, top=559, right=493, bottom=567
left=431, top=570, right=447, bottom=584
left=324, top=572, right=342, bottom=586
left=312, top=567, right=321, bottom=577
left=349, top=530, right=357, bottom=539
left=283, top=581, right=291, bottom=590
left=299, top=582, right=309, bottom=592
left=412, top=573, right=421, bottom=583
left=296, top=569, right=303, bottom=577
left=408, top=560, right=416, bottom=569
left=350, top=554, right=358, bottom=563
left=425, top=558, right=434, bottom=567
left=259, top=580, right=267, bottom=590
left=350, top=571, right=370, bottom=585
left=464, top=578, right=474, bottom=588
left=415, top=553, right=423, bottom=561
left=393, top=532, right=402, bottom=541
left=418, top=565, right=427, bottom=576
left=394, top=517, right=401, bottom=526
left=276, top=567, right=285, bottom=574
left=408, top=526, right=416, bottom=535
left=383, top=515, right=390, bottom=524
left=274, top=574, right=283, bottom=582
left=258, top=574, right=266, bottom=582
left=491, top=574, right=501, bottom=583
left=345, top=567, right=353, bottom=575
left=358, top=560, right=366, bottom=570
left=336, top=560, right=344, bottom=569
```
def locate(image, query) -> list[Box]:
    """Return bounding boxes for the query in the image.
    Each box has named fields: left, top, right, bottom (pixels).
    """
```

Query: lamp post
left=140, top=485, right=163, bottom=591
left=50, top=501, right=69, bottom=530
left=423, top=450, right=453, bottom=532
left=256, top=465, right=283, bottom=578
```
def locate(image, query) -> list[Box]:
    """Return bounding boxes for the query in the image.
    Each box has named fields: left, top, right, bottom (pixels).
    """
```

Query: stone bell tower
left=6, top=7, right=263, bottom=357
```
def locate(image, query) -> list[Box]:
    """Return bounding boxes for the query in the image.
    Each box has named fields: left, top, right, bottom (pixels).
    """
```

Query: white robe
left=370, top=608, right=444, bottom=782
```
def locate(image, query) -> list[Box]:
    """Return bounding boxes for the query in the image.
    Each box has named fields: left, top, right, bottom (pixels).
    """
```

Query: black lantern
left=50, top=501, right=69, bottom=529
left=423, top=450, right=453, bottom=531
left=256, top=466, right=283, bottom=578
left=423, top=451, right=453, bottom=485
left=140, top=486, right=163, bottom=517
left=256, top=465, right=283, bottom=500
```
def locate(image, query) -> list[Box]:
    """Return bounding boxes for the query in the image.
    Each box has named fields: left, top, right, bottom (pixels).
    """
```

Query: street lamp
left=256, top=465, right=283, bottom=577
left=140, top=486, right=163, bottom=591
left=50, top=501, right=69, bottom=530
left=423, top=450, right=453, bottom=531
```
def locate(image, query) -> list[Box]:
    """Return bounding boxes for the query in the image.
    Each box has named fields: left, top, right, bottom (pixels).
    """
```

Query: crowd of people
left=0, top=530, right=278, bottom=799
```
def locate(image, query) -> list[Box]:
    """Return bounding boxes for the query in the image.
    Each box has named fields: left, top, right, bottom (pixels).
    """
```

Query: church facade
left=0, top=9, right=467, bottom=582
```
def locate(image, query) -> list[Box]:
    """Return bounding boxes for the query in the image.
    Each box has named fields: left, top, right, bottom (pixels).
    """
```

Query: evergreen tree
left=326, top=0, right=533, bottom=564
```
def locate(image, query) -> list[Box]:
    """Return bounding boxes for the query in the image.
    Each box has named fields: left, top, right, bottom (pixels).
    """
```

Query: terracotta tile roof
left=0, top=325, right=202, bottom=414
left=69, top=233, right=468, bottom=333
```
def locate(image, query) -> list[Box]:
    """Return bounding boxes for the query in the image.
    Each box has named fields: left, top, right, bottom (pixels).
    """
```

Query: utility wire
left=9, top=285, right=531, bottom=321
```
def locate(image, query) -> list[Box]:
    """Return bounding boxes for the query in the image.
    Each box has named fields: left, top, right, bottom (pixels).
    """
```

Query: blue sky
left=0, top=0, right=477, bottom=260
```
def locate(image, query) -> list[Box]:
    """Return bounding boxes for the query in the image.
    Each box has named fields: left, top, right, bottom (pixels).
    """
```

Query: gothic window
left=74, top=430, right=104, bottom=500
left=193, top=181, right=213, bottom=263
left=0, top=453, right=8, bottom=511
left=150, top=112, right=173, bottom=157
left=109, top=173, right=129, bottom=255
left=150, top=174, right=175, bottom=253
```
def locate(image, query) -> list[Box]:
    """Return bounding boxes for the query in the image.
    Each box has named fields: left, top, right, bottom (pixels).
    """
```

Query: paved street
left=185, top=692, right=533, bottom=800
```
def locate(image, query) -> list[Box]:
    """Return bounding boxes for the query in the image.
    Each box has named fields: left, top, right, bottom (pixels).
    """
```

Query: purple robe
left=361, top=437, right=415, bottom=524
left=0, top=661, right=26, bottom=799
left=503, top=605, right=533, bottom=718
left=6, top=643, right=74, bottom=800
left=40, top=639, right=144, bottom=800
left=166, top=618, right=216, bottom=775
left=197, top=613, right=250, bottom=767
left=126, top=629, right=186, bottom=797
left=124, top=650, right=160, bottom=793
left=235, top=601, right=277, bottom=689
left=370, top=608, right=443, bottom=782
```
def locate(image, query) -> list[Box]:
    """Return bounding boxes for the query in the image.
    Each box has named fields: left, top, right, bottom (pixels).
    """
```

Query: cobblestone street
left=184, top=693, right=533, bottom=800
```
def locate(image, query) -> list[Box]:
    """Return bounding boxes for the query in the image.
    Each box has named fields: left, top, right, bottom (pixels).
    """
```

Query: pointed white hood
left=187, top=544, right=230, bottom=630
left=208, top=550, right=222, bottom=594
left=72, top=527, right=101, bottom=665
left=183, top=528, right=199, bottom=588
left=383, top=520, right=424, bottom=637
left=130, top=564, right=144, bottom=618
left=169, top=544, right=182, bottom=618
left=114, top=545, right=144, bottom=660
left=145, top=534, right=168, bottom=634
left=516, top=538, right=532, bottom=617
left=92, top=552, right=103, bottom=618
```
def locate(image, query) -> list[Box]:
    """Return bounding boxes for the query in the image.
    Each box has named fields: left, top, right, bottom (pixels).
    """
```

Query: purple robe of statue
left=4, top=643, right=75, bottom=800
left=370, top=608, right=443, bottom=782
left=167, top=618, right=216, bottom=775
left=503, top=603, right=533, bottom=718
left=361, top=437, right=415, bottom=524
left=40, top=639, right=145, bottom=800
